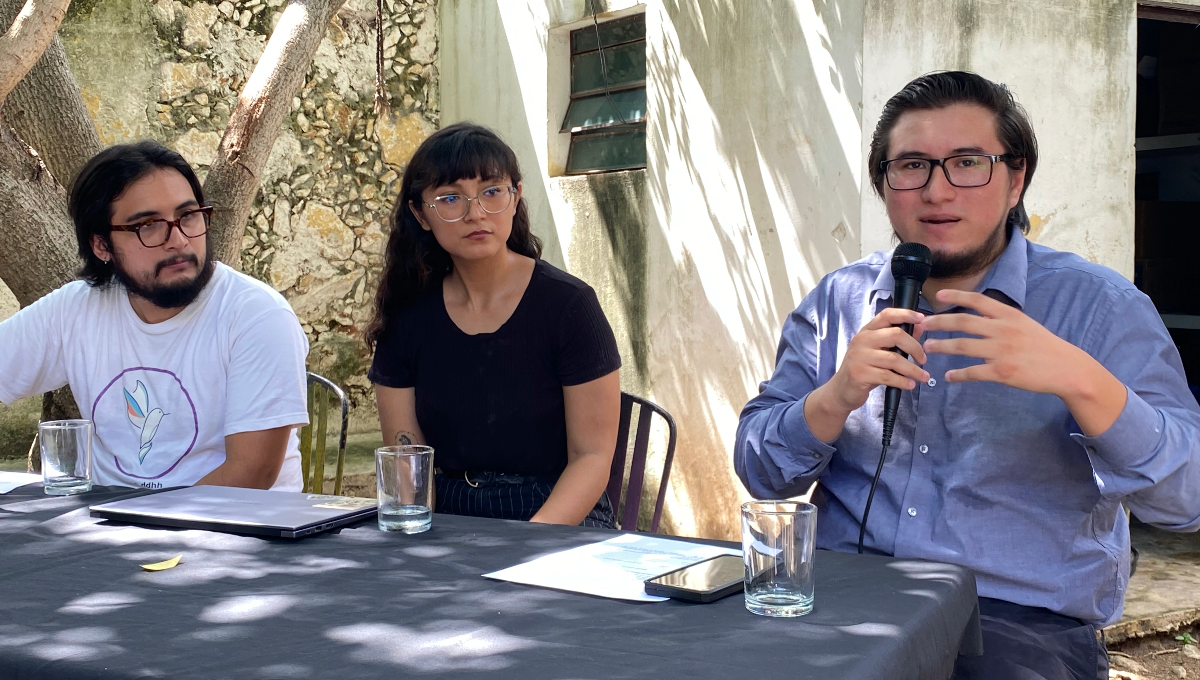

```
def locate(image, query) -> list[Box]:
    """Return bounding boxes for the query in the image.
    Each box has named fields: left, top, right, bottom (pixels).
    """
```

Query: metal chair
left=606, top=392, right=678, bottom=533
left=299, top=373, right=349, bottom=495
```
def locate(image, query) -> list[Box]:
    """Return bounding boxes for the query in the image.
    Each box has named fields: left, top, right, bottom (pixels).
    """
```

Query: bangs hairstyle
left=867, top=71, right=1038, bottom=234
left=365, top=122, right=542, bottom=348
left=69, top=141, right=205, bottom=287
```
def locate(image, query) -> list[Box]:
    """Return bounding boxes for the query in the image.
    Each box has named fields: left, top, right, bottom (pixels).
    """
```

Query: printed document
left=0, top=471, right=41, bottom=494
left=484, top=533, right=741, bottom=602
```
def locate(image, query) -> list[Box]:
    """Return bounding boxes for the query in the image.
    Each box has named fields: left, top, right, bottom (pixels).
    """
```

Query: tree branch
left=0, top=0, right=72, bottom=108
left=204, top=0, right=348, bottom=268
left=7, top=34, right=103, bottom=189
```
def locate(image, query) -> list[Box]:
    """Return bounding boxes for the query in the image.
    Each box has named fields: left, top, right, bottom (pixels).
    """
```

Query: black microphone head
left=891, top=242, right=932, bottom=283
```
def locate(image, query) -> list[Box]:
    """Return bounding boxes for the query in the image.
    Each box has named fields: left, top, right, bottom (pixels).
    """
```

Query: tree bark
left=205, top=0, right=347, bottom=267
left=205, top=0, right=346, bottom=267
left=0, top=0, right=83, bottom=306
left=7, top=35, right=102, bottom=189
left=0, top=122, right=76, bottom=306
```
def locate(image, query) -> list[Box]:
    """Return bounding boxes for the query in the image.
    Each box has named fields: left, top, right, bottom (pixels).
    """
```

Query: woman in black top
left=366, top=123, right=621, bottom=528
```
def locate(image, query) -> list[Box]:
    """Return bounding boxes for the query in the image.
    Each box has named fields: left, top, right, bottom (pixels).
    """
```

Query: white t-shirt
left=0, top=263, right=309, bottom=490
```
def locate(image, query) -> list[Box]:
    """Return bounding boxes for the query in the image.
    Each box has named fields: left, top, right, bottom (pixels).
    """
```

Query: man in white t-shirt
left=0, top=141, right=309, bottom=490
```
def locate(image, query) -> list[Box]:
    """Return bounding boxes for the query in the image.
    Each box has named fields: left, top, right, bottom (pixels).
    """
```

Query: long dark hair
left=867, top=71, right=1039, bottom=234
left=69, top=141, right=206, bottom=287
left=365, top=122, right=543, bottom=348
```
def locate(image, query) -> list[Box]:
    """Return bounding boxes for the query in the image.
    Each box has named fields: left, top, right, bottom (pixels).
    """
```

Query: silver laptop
left=89, top=485, right=378, bottom=538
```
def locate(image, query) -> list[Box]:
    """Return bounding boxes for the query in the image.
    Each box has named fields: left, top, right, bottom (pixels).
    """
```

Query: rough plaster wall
left=552, top=171, right=651, bottom=398
left=861, top=0, right=1137, bottom=279
left=34, top=0, right=441, bottom=428
left=644, top=0, right=865, bottom=539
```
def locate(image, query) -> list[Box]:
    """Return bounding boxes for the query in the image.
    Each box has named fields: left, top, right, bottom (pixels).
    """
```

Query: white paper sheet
left=483, top=533, right=741, bottom=602
left=0, top=471, right=42, bottom=494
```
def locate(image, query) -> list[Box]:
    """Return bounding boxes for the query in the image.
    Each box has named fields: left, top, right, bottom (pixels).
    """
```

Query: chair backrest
left=606, top=392, right=678, bottom=533
left=299, top=373, right=349, bottom=495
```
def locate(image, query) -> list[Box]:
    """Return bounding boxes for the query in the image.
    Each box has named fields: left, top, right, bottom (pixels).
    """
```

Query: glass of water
left=39, top=420, right=93, bottom=496
left=375, top=445, right=433, bottom=533
left=741, top=500, right=816, bottom=617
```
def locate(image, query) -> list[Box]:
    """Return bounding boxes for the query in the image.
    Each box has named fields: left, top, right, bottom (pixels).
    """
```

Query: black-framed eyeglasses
left=881, top=154, right=1016, bottom=191
left=111, top=206, right=212, bottom=248
left=422, top=185, right=517, bottom=222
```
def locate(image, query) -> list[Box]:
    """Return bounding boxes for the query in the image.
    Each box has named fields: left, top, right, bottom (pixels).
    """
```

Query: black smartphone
left=644, top=554, right=745, bottom=603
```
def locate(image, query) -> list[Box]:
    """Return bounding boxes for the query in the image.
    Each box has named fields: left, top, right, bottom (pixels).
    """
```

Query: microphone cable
left=857, top=439, right=890, bottom=555
left=858, top=379, right=900, bottom=555
left=859, top=242, right=929, bottom=555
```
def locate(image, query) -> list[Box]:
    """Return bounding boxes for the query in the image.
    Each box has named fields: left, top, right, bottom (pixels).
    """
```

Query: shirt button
left=814, top=452, right=822, bottom=460
left=919, top=444, right=929, bottom=454
left=907, top=508, right=918, bottom=517
left=927, top=378, right=937, bottom=387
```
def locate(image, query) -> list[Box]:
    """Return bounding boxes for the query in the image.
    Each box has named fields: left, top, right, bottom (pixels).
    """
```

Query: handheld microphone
left=858, top=241, right=931, bottom=555
left=882, top=242, right=932, bottom=447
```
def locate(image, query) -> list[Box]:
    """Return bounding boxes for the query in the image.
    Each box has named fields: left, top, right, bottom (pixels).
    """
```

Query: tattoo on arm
left=396, top=431, right=417, bottom=446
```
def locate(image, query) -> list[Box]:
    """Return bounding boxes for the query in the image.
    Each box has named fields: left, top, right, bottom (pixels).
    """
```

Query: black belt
left=435, top=468, right=560, bottom=488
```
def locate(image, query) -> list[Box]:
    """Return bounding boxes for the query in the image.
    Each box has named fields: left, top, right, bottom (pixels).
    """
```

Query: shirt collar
left=870, top=228, right=1029, bottom=309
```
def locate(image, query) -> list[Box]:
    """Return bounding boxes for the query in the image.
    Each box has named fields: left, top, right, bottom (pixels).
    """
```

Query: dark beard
left=926, top=218, right=1009, bottom=280
left=111, top=251, right=215, bottom=310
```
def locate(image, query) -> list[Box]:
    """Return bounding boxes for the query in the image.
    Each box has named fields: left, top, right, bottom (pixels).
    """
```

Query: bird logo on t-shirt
left=123, top=381, right=167, bottom=464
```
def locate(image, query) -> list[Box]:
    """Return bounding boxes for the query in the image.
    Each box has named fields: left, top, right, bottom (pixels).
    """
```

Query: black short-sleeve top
left=368, top=260, right=622, bottom=476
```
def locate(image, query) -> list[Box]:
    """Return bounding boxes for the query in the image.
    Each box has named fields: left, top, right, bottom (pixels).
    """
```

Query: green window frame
left=562, top=13, right=646, bottom=175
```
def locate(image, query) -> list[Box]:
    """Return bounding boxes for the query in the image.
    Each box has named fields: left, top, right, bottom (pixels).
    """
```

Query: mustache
left=155, top=254, right=199, bottom=275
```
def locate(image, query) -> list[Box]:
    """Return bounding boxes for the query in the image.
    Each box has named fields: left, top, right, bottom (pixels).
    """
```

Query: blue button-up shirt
left=734, top=229, right=1200, bottom=625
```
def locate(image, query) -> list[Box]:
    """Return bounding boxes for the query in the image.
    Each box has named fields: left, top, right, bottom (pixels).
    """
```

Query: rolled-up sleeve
left=1074, top=288, right=1200, bottom=531
left=735, top=286, right=839, bottom=499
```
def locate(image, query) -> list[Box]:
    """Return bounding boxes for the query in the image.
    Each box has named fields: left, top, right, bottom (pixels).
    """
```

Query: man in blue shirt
left=735, top=71, right=1200, bottom=679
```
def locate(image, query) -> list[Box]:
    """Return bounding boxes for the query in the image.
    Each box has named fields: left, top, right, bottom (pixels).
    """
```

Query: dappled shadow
left=642, top=0, right=864, bottom=538
left=0, top=487, right=977, bottom=678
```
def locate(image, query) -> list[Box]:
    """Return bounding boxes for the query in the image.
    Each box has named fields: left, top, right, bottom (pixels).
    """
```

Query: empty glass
left=741, top=501, right=817, bottom=617
left=39, top=420, right=93, bottom=496
left=375, top=446, right=433, bottom=533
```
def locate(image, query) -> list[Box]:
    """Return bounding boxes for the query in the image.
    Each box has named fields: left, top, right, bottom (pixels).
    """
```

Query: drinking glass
left=39, top=420, right=93, bottom=496
left=375, top=446, right=433, bottom=533
left=741, top=500, right=817, bottom=617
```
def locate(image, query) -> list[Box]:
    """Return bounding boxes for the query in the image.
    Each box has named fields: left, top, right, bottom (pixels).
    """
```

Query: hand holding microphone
left=853, top=242, right=931, bottom=555
left=881, top=243, right=932, bottom=446
left=815, top=243, right=932, bottom=431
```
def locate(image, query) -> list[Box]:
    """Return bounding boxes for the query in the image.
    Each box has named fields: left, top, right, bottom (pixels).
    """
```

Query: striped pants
left=434, top=471, right=618, bottom=529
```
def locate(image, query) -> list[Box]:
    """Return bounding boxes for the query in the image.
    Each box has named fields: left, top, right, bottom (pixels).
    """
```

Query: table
left=0, top=485, right=982, bottom=679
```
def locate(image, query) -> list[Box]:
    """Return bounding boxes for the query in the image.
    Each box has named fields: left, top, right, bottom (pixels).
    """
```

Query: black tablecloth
left=0, top=485, right=981, bottom=679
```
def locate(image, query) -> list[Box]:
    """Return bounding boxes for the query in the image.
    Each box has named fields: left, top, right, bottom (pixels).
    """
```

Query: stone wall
left=46, top=0, right=441, bottom=428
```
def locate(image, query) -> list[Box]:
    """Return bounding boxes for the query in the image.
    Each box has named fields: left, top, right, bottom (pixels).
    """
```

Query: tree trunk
left=0, top=120, right=76, bottom=306
left=7, top=34, right=103, bottom=189
left=205, top=0, right=347, bottom=267
left=0, top=0, right=84, bottom=305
